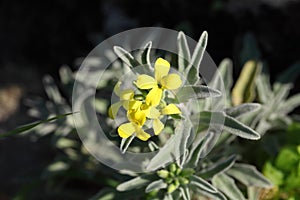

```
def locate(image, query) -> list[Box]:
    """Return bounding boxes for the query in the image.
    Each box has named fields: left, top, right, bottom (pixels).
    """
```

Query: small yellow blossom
left=108, top=82, right=135, bottom=119
left=118, top=100, right=151, bottom=141
left=148, top=104, right=181, bottom=135
left=111, top=58, right=183, bottom=142
left=135, top=58, right=182, bottom=106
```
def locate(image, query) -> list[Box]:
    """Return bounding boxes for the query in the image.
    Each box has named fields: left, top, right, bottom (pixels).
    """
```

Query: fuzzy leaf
left=176, top=85, right=221, bottom=103
left=113, top=46, right=140, bottom=68
left=145, top=179, right=167, bottom=193
left=177, top=31, right=191, bottom=73
left=226, top=164, right=272, bottom=188
left=190, top=175, right=217, bottom=193
left=225, top=103, right=261, bottom=118
left=279, top=93, right=300, bottom=114
left=197, top=111, right=260, bottom=140
left=186, top=31, right=208, bottom=84
left=199, top=155, right=236, bottom=179
left=120, top=135, right=135, bottom=154
left=212, top=173, right=246, bottom=200
left=140, top=41, right=153, bottom=70
left=146, top=121, right=192, bottom=171
left=0, top=113, right=73, bottom=139
left=179, top=186, right=190, bottom=200
left=117, top=174, right=155, bottom=192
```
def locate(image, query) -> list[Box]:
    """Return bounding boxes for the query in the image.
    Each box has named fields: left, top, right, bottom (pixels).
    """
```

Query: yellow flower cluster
left=109, top=58, right=182, bottom=141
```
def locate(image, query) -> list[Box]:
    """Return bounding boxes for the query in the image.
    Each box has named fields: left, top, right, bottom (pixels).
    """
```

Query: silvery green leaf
left=179, top=186, right=190, bottom=200
left=199, top=155, right=236, bottom=179
left=212, top=173, right=246, bottom=200
left=198, top=130, right=221, bottom=159
left=279, top=93, right=300, bottom=114
left=148, top=141, right=159, bottom=152
left=186, top=31, right=208, bottom=84
left=225, top=103, right=261, bottom=118
left=176, top=85, right=221, bottom=103
left=120, top=135, right=135, bottom=154
left=256, top=73, right=273, bottom=103
left=145, top=179, right=167, bottom=193
left=247, top=187, right=262, bottom=200
left=210, top=58, right=233, bottom=92
left=197, top=111, right=260, bottom=140
left=177, top=31, right=191, bottom=73
left=226, top=164, right=272, bottom=188
left=140, top=41, right=153, bottom=70
left=273, top=83, right=292, bottom=106
left=146, top=120, right=192, bottom=171
left=190, top=175, right=217, bottom=193
left=186, top=130, right=206, bottom=167
left=59, top=65, right=74, bottom=84
left=276, top=61, right=300, bottom=84
left=194, top=188, right=227, bottom=200
left=0, top=113, right=73, bottom=139
left=117, top=174, right=155, bottom=191
left=113, top=46, right=140, bottom=68
left=43, top=75, right=63, bottom=104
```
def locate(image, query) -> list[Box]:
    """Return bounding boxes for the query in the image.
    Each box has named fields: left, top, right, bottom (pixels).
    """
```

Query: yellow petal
left=135, top=74, right=157, bottom=89
left=161, top=104, right=181, bottom=115
left=108, top=102, right=122, bottom=119
left=135, top=128, right=151, bottom=141
left=155, top=58, right=170, bottom=81
left=146, top=86, right=163, bottom=106
left=123, top=100, right=142, bottom=110
left=160, top=74, right=182, bottom=90
left=118, top=122, right=135, bottom=138
left=113, top=81, right=121, bottom=96
left=128, top=109, right=146, bottom=126
left=153, top=118, right=164, bottom=135
left=120, top=89, right=134, bottom=101
left=148, top=107, right=161, bottom=119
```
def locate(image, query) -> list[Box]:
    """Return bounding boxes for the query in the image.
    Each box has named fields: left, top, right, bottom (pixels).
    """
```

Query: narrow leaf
left=0, top=113, right=73, bottom=139
left=120, top=135, right=135, bottom=154
left=225, top=103, right=261, bottom=118
left=226, top=164, right=272, bottom=188
left=190, top=175, right=217, bottom=193
left=197, top=111, right=260, bottom=140
left=176, top=85, right=221, bottom=103
left=117, top=174, right=155, bottom=192
left=199, top=155, right=236, bottom=179
left=179, top=186, right=190, bottom=200
left=146, top=121, right=192, bottom=171
left=212, top=173, right=246, bottom=200
left=177, top=31, right=191, bottom=73
left=279, top=93, right=300, bottom=114
left=113, top=46, right=140, bottom=68
left=145, top=179, right=167, bottom=193
left=140, top=41, right=153, bottom=70
left=186, top=31, right=208, bottom=84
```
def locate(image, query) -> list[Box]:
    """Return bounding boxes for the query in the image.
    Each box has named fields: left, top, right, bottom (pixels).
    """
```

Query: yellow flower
left=108, top=82, right=135, bottom=119
left=118, top=101, right=151, bottom=141
left=148, top=104, right=181, bottom=135
left=135, top=58, right=182, bottom=106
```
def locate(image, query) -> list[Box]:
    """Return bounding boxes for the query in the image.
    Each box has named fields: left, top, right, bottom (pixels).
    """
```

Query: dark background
left=0, top=0, right=300, bottom=198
